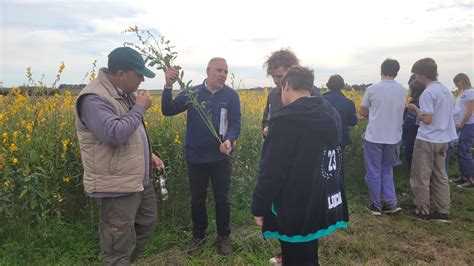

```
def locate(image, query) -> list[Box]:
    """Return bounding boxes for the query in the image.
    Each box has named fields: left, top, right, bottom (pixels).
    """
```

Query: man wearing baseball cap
left=75, top=46, right=164, bottom=265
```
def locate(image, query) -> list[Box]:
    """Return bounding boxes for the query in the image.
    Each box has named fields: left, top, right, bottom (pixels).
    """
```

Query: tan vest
left=75, top=68, right=150, bottom=193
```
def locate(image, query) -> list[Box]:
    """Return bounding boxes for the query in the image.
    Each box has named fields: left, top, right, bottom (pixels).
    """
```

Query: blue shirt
left=161, top=82, right=241, bottom=164
left=323, top=90, right=358, bottom=146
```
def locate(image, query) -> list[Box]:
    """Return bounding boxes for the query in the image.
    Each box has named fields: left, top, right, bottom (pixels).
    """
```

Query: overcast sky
left=1, top=0, right=473, bottom=90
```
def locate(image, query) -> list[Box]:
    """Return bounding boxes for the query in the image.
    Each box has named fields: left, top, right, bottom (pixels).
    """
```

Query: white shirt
left=416, top=81, right=457, bottom=143
left=361, top=80, right=407, bottom=144
left=453, top=88, right=474, bottom=125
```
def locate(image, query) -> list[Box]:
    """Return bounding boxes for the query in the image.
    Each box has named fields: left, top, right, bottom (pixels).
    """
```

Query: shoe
left=269, top=253, right=282, bottom=265
left=413, top=209, right=429, bottom=221
left=382, top=206, right=402, bottom=214
left=217, top=236, right=232, bottom=255
left=366, top=203, right=382, bottom=216
left=457, top=181, right=474, bottom=189
left=186, top=237, right=206, bottom=253
left=451, top=177, right=467, bottom=184
left=428, top=212, right=451, bottom=223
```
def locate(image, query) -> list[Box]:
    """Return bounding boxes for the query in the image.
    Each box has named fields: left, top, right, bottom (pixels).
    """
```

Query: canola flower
left=9, top=143, right=18, bottom=152
left=342, top=88, right=363, bottom=110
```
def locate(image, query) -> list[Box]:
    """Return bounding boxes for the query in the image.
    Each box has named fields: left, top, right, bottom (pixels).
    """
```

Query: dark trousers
left=280, top=240, right=319, bottom=266
left=187, top=158, right=231, bottom=238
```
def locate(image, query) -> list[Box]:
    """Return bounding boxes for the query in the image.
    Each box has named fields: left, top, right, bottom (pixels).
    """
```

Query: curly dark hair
left=264, top=49, right=300, bottom=75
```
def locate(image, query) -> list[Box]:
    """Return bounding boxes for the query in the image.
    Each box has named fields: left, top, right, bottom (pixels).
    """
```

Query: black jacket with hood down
left=252, top=96, right=349, bottom=243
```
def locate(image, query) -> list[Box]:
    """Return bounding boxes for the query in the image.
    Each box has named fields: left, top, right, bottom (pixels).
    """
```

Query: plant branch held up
left=122, top=26, right=223, bottom=144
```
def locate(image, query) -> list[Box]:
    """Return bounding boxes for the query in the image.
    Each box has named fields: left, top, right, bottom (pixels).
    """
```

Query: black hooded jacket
left=252, top=96, right=349, bottom=242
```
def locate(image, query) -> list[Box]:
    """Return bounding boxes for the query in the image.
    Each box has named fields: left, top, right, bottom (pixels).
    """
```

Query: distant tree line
left=0, top=83, right=371, bottom=96
left=0, top=84, right=86, bottom=96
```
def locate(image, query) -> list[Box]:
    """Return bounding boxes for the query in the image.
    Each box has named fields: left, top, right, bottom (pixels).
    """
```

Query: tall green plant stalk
left=123, top=26, right=222, bottom=144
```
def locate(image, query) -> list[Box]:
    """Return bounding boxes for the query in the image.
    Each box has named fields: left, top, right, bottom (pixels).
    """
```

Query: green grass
left=136, top=163, right=474, bottom=265
left=2, top=163, right=473, bottom=265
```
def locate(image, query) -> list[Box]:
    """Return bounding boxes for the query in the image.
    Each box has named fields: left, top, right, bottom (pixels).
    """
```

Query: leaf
left=19, top=188, right=28, bottom=199
left=30, top=149, right=38, bottom=162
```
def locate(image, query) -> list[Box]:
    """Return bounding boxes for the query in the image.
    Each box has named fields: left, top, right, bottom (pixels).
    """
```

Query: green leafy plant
left=123, top=26, right=223, bottom=143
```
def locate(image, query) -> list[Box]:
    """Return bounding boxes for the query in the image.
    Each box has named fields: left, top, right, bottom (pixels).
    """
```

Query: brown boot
left=186, top=237, right=205, bottom=253
left=217, top=235, right=232, bottom=255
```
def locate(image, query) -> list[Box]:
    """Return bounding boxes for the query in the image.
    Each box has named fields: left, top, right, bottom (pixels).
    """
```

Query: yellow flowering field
left=0, top=87, right=362, bottom=224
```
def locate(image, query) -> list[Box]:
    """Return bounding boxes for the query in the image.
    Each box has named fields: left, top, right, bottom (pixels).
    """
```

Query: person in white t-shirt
left=452, top=73, right=474, bottom=188
left=407, top=58, right=457, bottom=222
left=360, top=58, right=407, bottom=216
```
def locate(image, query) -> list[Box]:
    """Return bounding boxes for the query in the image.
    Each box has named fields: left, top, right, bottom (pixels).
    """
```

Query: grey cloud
left=426, top=1, right=473, bottom=12
left=1, top=1, right=144, bottom=32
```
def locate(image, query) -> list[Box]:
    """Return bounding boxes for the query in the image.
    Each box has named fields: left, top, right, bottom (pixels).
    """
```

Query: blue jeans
left=457, top=124, right=474, bottom=178
left=364, top=141, right=398, bottom=210
left=445, top=142, right=453, bottom=173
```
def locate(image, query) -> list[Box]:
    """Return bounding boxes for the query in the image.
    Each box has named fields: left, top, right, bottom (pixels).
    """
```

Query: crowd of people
left=74, top=46, right=472, bottom=265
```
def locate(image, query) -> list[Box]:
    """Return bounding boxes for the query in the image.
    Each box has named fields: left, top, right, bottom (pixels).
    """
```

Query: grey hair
left=207, top=57, right=227, bottom=68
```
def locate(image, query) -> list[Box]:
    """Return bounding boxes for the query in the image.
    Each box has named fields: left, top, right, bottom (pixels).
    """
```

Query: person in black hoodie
left=252, top=66, right=349, bottom=266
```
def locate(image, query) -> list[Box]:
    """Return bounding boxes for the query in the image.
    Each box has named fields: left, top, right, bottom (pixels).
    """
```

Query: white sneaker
left=382, top=206, right=402, bottom=214
left=269, top=253, right=282, bottom=265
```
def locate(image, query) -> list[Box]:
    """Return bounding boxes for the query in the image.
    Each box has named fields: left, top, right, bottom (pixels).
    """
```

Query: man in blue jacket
left=323, top=74, right=358, bottom=148
left=162, top=57, right=241, bottom=255
left=252, top=66, right=349, bottom=265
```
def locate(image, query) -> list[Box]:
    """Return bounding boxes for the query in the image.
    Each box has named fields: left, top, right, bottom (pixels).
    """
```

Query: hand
left=254, top=216, right=263, bottom=226
left=357, top=113, right=367, bottom=120
left=219, top=140, right=233, bottom=155
left=165, top=67, right=179, bottom=88
left=152, top=153, right=165, bottom=172
left=406, top=103, right=418, bottom=112
left=263, top=127, right=269, bottom=137
left=136, top=91, right=152, bottom=110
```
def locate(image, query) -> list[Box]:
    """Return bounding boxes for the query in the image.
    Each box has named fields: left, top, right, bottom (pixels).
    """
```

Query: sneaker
left=186, top=237, right=205, bottom=253
left=217, top=236, right=232, bottom=255
left=382, top=206, right=402, bottom=214
left=366, top=203, right=382, bottom=216
left=428, top=212, right=451, bottom=223
left=269, top=253, right=282, bottom=265
left=451, top=177, right=467, bottom=184
left=457, top=181, right=474, bottom=189
left=413, top=209, right=429, bottom=221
